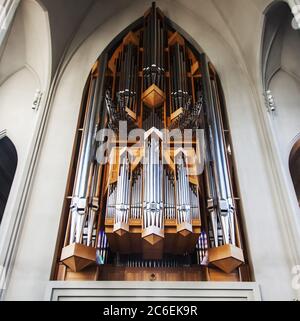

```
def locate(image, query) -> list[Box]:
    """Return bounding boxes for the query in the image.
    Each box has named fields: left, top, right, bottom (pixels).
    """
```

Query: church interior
left=0, top=0, right=300, bottom=301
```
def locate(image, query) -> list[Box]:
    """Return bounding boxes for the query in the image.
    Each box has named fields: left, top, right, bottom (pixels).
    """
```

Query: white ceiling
left=38, top=0, right=273, bottom=78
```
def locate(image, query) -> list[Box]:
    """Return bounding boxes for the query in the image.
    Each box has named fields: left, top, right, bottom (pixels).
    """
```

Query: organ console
left=54, top=3, right=250, bottom=282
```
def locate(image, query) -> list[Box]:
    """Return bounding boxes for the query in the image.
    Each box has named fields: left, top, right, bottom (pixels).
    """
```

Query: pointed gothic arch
left=261, top=1, right=300, bottom=210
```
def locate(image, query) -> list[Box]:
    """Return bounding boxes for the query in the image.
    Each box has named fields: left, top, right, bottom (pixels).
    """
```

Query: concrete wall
left=1, top=0, right=300, bottom=301
left=0, top=0, right=51, bottom=297
left=261, top=2, right=300, bottom=285
left=268, top=15, right=300, bottom=204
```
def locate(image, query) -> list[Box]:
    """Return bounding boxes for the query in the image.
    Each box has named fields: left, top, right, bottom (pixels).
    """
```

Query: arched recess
left=262, top=1, right=300, bottom=206
left=0, top=135, right=17, bottom=224
left=261, top=1, right=295, bottom=91
left=289, top=139, right=300, bottom=206
left=0, top=0, right=51, bottom=301
left=0, top=0, right=50, bottom=244
left=0, top=0, right=50, bottom=215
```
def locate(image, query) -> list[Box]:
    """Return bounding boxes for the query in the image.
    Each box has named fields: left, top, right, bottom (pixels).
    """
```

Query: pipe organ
left=55, top=3, right=250, bottom=282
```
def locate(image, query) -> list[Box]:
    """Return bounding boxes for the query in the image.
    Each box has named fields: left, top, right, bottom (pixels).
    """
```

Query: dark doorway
left=290, top=140, right=300, bottom=206
left=0, top=136, right=18, bottom=224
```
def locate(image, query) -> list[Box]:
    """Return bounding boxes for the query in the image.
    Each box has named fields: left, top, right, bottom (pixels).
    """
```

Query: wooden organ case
left=53, top=3, right=251, bottom=283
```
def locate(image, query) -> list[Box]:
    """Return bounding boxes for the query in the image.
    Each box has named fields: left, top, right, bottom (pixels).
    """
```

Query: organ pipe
left=69, top=56, right=107, bottom=245
left=164, top=168, right=176, bottom=220
left=170, top=42, right=189, bottom=112
left=200, top=53, right=236, bottom=247
left=143, top=131, right=164, bottom=241
left=175, top=154, right=191, bottom=226
left=117, top=43, right=138, bottom=113
left=143, top=2, right=165, bottom=90
left=114, top=151, right=131, bottom=229
left=131, top=168, right=142, bottom=219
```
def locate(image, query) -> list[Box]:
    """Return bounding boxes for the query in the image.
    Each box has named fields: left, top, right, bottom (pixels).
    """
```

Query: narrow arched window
left=289, top=140, right=300, bottom=206
left=0, top=135, right=18, bottom=224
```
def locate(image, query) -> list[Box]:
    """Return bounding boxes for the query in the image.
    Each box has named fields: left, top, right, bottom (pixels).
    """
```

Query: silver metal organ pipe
left=210, top=85, right=231, bottom=245
left=168, top=173, right=171, bottom=220
left=131, top=177, right=136, bottom=219
left=139, top=175, right=142, bottom=218
left=200, top=53, right=235, bottom=246
left=107, top=185, right=116, bottom=219
left=171, top=180, right=175, bottom=219
left=159, top=165, right=163, bottom=227
left=149, top=141, right=153, bottom=205
left=124, top=158, right=130, bottom=223
left=190, top=187, right=200, bottom=220
left=87, top=166, right=99, bottom=246
left=138, top=175, right=141, bottom=219
left=175, top=155, right=191, bottom=225
left=117, top=159, right=124, bottom=218
left=203, top=131, right=219, bottom=247
left=164, top=170, right=168, bottom=220
left=115, top=154, right=131, bottom=225
left=179, top=164, right=184, bottom=223
left=144, top=143, right=149, bottom=227
left=169, top=173, right=172, bottom=220
left=143, top=135, right=163, bottom=230
left=136, top=177, right=139, bottom=219
left=122, top=164, right=127, bottom=223
left=70, top=56, right=107, bottom=245
left=143, top=160, right=147, bottom=227
left=151, top=139, right=155, bottom=204
left=211, top=80, right=235, bottom=246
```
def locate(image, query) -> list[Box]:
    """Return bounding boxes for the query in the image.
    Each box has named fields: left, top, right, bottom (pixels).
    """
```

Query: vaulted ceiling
left=39, top=0, right=134, bottom=75
left=38, top=0, right=274, bottom=78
